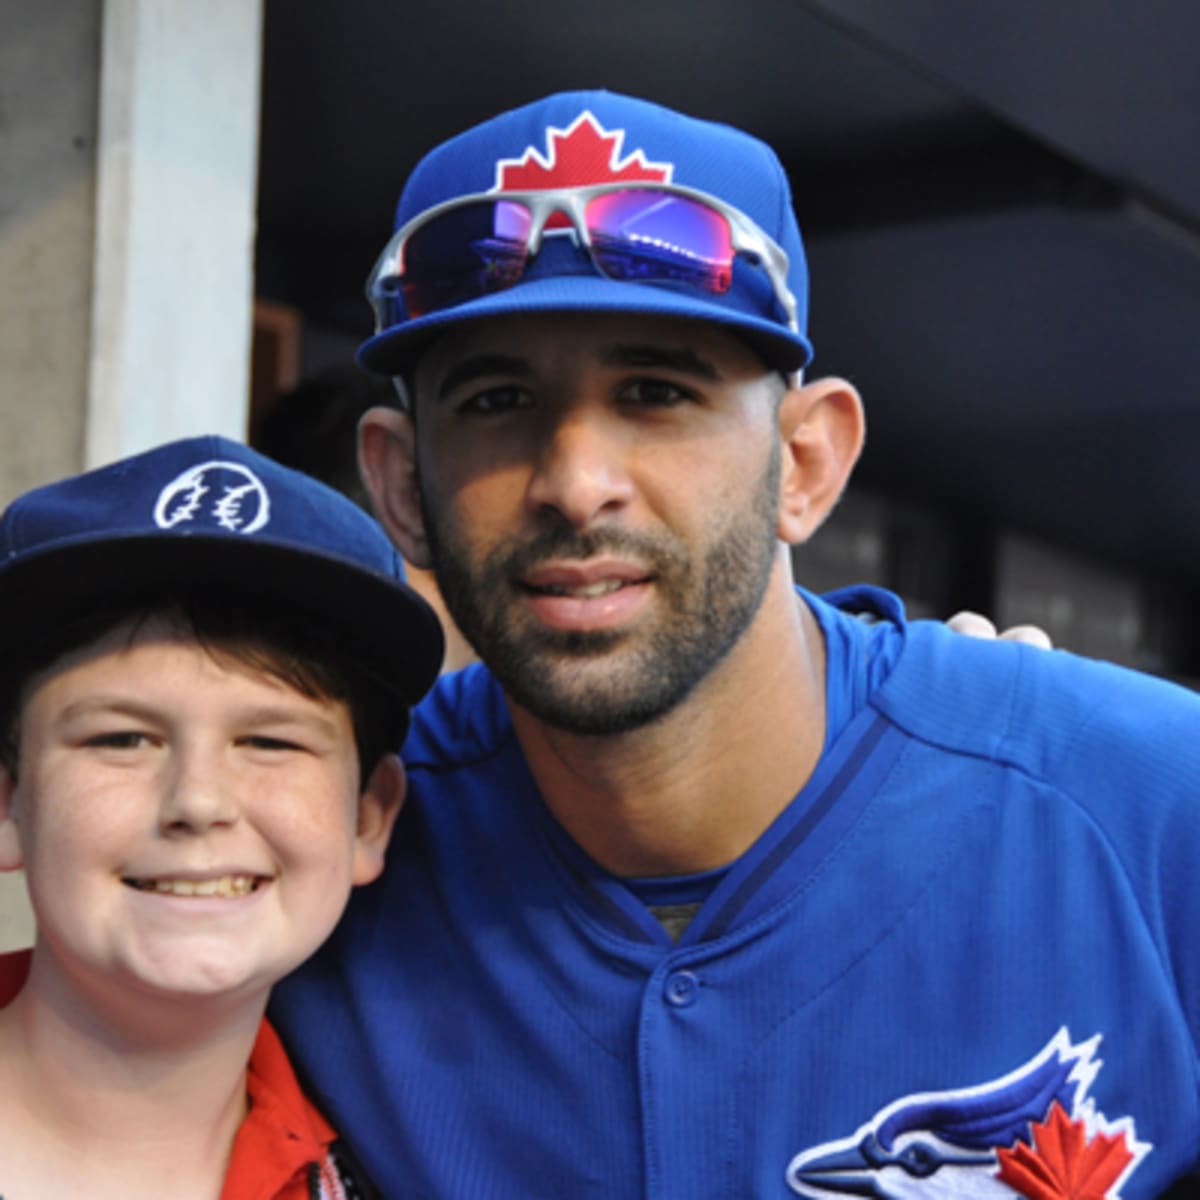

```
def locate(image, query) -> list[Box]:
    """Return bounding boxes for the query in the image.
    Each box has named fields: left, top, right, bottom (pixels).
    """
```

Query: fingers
left=946, top=610, right=1053, bottom=649
left=946, top=611, right=998, bottom=639
left=997, top=623, right=1054, bottom=650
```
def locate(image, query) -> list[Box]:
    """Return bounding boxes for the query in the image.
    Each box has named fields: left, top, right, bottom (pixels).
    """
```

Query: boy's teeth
left=127, top=875, right=258, bottom=897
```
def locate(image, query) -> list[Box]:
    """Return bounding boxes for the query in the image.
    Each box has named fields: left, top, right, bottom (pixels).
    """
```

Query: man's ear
left=0, top=768, right=25, bottom=872
left=351, top=753, right=406, bottom=886
left=775, top=376, right=865, bottom=545
left=358, top=405, right=433, bottom=568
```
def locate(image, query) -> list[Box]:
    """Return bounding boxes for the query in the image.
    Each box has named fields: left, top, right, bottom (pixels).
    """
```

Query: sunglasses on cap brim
left=365, top=182, right=800, bottom=334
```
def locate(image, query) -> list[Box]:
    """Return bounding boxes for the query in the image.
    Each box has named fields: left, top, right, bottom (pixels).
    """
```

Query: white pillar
left=86, top=0, right=263, bottom=465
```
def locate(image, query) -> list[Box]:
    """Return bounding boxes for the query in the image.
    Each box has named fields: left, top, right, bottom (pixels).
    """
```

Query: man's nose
left=523, top=406, right=635, bottom=529
left=158, top=744, right=239, bottom=835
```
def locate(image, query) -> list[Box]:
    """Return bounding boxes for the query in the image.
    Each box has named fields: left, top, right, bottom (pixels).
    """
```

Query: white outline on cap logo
left=153, top=461, right=271, bottom=534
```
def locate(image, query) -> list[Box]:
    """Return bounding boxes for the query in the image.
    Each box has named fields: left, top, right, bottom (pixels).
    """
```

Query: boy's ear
left=358, top=405, right=433, bottom=569
left=351, top=753, right=406, bottom=886
left=775, top=376, right=865, bottom=545
left=0, top=768, right=25, bottom=872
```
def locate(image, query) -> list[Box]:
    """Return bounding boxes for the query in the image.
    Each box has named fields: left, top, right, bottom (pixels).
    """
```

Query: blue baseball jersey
left=271, top=587, right=1200, bottom=1198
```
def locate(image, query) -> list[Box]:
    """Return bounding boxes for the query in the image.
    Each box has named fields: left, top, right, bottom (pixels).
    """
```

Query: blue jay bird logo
left=786, top=1029, right=1148, bottom=1199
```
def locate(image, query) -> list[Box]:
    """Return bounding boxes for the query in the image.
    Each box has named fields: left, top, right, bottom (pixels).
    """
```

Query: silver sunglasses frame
left=365, top=181, right=800, bottom=334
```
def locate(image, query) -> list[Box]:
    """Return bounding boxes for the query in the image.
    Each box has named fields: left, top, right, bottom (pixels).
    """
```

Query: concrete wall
left=0, top=2, right=102, bottom=507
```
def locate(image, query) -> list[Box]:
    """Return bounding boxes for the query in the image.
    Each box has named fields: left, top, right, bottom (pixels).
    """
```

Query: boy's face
left=0, top=616, right=401, bottom=1008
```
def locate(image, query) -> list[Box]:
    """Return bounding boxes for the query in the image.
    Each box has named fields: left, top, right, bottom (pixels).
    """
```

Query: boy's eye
left=240, top=735, right=304, bottom=753
left=85, top=731, right=151, bottom=750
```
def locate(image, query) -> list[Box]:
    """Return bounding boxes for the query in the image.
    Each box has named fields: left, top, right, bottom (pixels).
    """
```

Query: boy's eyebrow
left=233, top=705, right=347, bottom=741
left=436, top=354, right=530, bottom=400
left=597, top=344, right=721, bottom=380
left=54, top=695, right=162, bottom=724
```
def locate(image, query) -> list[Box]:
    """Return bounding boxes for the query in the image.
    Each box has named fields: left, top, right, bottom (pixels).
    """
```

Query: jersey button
left=664, top=970, right=699, bottom=1008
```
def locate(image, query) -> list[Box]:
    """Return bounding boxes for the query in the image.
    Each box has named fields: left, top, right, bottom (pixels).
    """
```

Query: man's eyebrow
left=436, top=354, right=530, bottom=401
left=598, top=344, right=721, bottom=380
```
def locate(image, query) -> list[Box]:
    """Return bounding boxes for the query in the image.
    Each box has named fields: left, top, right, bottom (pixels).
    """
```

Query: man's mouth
left=531, top=578, right=634, bottom=598
left=516, top=558, right=657, bottom=632
left=521, top=558, right=652, bottom=597
left=123, top=875, right=266, bottom=897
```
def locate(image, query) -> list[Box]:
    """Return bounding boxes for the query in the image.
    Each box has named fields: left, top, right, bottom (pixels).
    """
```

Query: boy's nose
left=158, top=748, right=239, bottom=833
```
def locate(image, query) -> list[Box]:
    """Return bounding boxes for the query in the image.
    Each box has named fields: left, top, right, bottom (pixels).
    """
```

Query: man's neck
left=509, top=574, right=827, bottom=878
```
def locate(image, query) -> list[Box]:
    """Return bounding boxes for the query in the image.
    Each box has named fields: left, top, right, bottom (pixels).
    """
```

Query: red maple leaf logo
left=995, top=1102, right=1138, bottom=1200
left=493, top=112, right=672, bottom=228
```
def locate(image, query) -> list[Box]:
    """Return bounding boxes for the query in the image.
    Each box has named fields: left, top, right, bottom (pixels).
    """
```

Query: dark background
left=254, top=0, right=1200, bottom=679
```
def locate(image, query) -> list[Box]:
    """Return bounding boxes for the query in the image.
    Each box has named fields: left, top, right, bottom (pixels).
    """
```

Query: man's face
left=411, top=312, right=786, bottom=735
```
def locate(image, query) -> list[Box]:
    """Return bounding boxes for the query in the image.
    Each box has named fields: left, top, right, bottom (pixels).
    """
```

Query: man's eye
left=458, top=386, right=530, bottom=416
left=619, top=379, right=693, bottom=407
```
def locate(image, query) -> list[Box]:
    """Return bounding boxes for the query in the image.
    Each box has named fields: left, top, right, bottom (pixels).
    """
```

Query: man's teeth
left=541, top=580, right=628, bottom=597
left=126, top=875, right=260, bottom=897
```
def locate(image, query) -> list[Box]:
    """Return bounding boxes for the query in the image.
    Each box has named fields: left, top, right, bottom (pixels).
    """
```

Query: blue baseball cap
left=358, top=89, right=812, bottom=378
left=0, top=436, right=444, bottom=705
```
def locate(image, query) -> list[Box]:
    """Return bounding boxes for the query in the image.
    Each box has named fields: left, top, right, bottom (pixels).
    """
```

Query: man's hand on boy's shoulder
left=947, top=611, right=1054, bottom=649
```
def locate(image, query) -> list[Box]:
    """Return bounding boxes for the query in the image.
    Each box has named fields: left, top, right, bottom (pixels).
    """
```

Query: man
left=272, top=90, right=1200, bottom=1198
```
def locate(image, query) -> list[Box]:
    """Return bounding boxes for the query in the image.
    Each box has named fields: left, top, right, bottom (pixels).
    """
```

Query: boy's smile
left=124, top=873, right=263, bottom=897
left=3, top=615, right=394, bottom=1010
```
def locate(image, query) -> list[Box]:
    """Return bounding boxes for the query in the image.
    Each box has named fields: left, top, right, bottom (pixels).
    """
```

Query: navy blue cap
left=358, top=89, right=812, bottom=377
left=0, top=436, right=444, bottom=704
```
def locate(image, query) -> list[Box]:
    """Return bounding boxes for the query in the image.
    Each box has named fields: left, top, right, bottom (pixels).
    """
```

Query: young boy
left=0, top=435, right=444, bottom=1198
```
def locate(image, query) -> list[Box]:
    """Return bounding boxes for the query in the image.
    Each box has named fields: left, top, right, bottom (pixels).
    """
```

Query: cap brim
left=0, top=535, right=444, bottom=704
left=357, top=274, right=813, bottom=378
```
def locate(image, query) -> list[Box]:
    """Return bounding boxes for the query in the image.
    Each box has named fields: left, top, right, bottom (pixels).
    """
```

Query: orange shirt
left=0, top=950, right=366, bottom=1200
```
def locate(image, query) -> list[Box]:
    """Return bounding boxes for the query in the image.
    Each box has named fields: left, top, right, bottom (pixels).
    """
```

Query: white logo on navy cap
left=153, top=461, right=271, bottom=534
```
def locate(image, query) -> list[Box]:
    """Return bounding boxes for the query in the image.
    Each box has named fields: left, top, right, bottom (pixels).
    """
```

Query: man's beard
left=420, top=448, right=782, bottom=736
